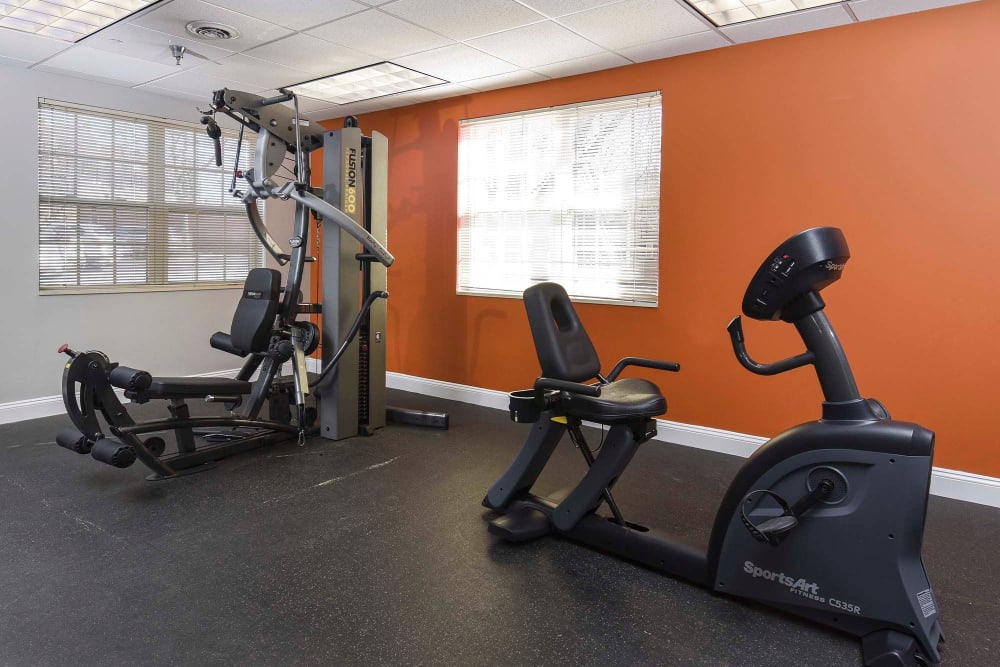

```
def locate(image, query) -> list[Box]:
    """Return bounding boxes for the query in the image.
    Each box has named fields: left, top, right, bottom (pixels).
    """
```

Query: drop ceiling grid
left=147, top=0, right=725, bottom=103
left=0, top=0, right=982, bottom=117
left=131, top=0, right=668, bottom=114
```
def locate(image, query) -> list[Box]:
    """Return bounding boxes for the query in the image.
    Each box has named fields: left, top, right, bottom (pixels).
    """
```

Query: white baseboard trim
left=929, top=468, right=1000, bottom=508
left=7, top=369, right=1000, bottom=508
left=653, top=420, right=767, bottom=458
left=388, top=371, right=508, bottom=411
left=0, top=394, right=68, bottom=425
left=387, top=372, right=1000, bottom=509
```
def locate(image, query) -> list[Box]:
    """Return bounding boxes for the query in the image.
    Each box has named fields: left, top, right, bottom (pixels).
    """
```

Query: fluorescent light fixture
left=687, top=0, right=841, bottom=26
left=287, top=62, right=447, bottom=106
left=0, top=0, right=156, bottom=42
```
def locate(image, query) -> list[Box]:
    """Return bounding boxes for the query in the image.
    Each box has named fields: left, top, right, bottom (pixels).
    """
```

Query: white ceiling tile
left=302, top=82, right=477, bottom=118
left=131, top=0, right=293, bottom=51
left=392, top=81, right=475, bottom=102
left=558, top=0, right=710, bottom=50
left=461, top=69, right=549, bottom=92
left=301, top=108, right=345, bottom=121
left=286, top=95, right=340, bottom=112
left=848, top=0, right=976, bottom=21
left=467, top=21, right=606, bottom=68
left=208, top=54, right=312, bottom=89
left=32, top=65, right=124, bottom=87
left=617, top=30, right=730, bottom=62
left=139, top=66, right=252, bottom=99
left=0, top=28, right=70, bottom=62
left=249, top=92, right=362, bottom=118
left=324, top=99, right=389, bottom=117
left=244, top=33, right=375, bottom=76
left=395, top=43, right=517, bottom=83
left=250, top=92, right=337, bottom=113
left=201, top=0, right=367, bottom=31
left=530, top=51, right=630, bottom=79
left=137, top=85, right=208, bottom=102
left=0, top=54, right=32, bottom=68
left=81, top=23, right=235, bottom=71
left=519, top=0, right=627, bottom=18
left=721, top=5, right=851, bottom=42
left=36, top=45, right=180, bottom=86
left=306, top=9, right=454, bottom=60
left=382, top=0, right=546, bottom=40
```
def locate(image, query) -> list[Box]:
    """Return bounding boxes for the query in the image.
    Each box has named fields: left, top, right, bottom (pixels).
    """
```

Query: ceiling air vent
left=185, top=21, right=241, bottom=40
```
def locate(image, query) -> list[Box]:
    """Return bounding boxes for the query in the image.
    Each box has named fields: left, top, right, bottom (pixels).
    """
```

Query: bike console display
left=741, top=227, right=850, bottom=321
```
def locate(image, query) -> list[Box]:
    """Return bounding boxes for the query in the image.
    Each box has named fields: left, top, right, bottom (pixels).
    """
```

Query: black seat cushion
left=524, top=282, right=601, bottom=383
left=521, top=282, right=667, bottom=425
left=560, top=378, right=667, bottom=424
left=145, top=376, right=253, bottom=399
left=211, top=268, right=281, bottom=357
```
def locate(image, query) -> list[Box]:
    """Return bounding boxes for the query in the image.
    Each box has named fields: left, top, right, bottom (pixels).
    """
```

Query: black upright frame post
left=320, top=125, right=447, bottom=440
left=320, top=128, right=364, bottom=440
left=794, top=310, right=860, bottom=403
left=362, top=132, right=389, bottom=434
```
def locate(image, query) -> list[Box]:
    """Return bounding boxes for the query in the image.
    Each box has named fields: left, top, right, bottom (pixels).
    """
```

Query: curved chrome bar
left=289, top=189, right=395, bottom=267
left=243, top=199, right=290, bottom=265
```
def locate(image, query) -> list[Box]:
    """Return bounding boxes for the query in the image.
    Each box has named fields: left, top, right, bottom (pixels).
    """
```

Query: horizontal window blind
left=38, top=100, right=262, bottom=292
left=457, top=92, right=661, bottom=306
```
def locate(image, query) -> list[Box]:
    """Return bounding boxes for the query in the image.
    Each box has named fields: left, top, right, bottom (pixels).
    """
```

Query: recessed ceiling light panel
left=686, top=0, right=841, bottom=27
left=287, top=62, right=447, bottom=106
left=0, top=0, right=157, bottom=42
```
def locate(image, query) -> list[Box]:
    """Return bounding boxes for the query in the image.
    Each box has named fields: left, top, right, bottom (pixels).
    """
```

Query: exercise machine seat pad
left=562, top=377, right=667, bottom=424
left=211, top=268, right=281, bottom=356
left=144, top=376, right=253, bottom=399
left=524, top=282, right=601, bottom=383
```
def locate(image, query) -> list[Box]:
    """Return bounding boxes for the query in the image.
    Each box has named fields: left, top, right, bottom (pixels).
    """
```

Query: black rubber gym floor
left=1, top=390, right=997, bottom=666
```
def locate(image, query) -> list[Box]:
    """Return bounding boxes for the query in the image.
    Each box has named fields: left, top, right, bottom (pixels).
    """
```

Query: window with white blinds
left=38, top=100, right=262, bottom=293
left=457, top=92, right=661, bottom=306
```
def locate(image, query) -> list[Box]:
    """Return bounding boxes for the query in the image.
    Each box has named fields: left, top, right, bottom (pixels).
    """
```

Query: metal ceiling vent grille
left=184, top=20, right=240, bottom=40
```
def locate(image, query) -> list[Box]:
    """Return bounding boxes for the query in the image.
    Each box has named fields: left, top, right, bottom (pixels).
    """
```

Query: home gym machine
left=317, top=108, right=448, bottom=439
left=483, top=227, right=943, bottom=666
left=56, top=87, right=443, bottom=479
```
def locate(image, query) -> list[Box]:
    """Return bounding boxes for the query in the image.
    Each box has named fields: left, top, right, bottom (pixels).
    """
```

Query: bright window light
left=287, top=62, right=447, bottom=105
left=457, top=93, right=662, bottom=306
left=687, top=0, right=841, bottom=26
left=0, top=0, right=155, bottom=42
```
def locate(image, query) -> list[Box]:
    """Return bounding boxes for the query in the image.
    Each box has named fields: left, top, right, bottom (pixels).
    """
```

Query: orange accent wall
left=314, top=1, right=1000, bottom=477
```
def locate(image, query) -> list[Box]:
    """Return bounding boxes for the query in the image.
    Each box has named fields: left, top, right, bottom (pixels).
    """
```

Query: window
left=38, top=100, right=262, bottom=293
left=457, top=92, right=662, bottom=306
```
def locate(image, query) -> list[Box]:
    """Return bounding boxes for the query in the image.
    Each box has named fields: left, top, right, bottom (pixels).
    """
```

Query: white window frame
left=457, top=92, right=662, bottom=307
left=37, top=99, right=263, bottom=295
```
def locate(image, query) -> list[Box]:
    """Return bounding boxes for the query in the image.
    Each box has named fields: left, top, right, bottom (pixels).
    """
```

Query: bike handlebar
left=534, top=377, right=601, bottom=397
left=727, top=316, right=815, bottom=376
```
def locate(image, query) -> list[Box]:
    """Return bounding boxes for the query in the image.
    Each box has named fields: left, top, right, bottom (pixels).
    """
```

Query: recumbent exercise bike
left=484, top=227, right=943, bottom=666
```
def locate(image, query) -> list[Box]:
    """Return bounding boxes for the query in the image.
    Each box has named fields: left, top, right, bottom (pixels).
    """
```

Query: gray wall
left=0, top=63, right=296, bottom=404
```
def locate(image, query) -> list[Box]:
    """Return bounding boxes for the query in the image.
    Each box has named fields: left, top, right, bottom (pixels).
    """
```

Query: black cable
left=567, top=413, right=608, bottom=455
left=229, top=124, right=244, bottom=192
left=309, top=291, right=388, bottom=391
